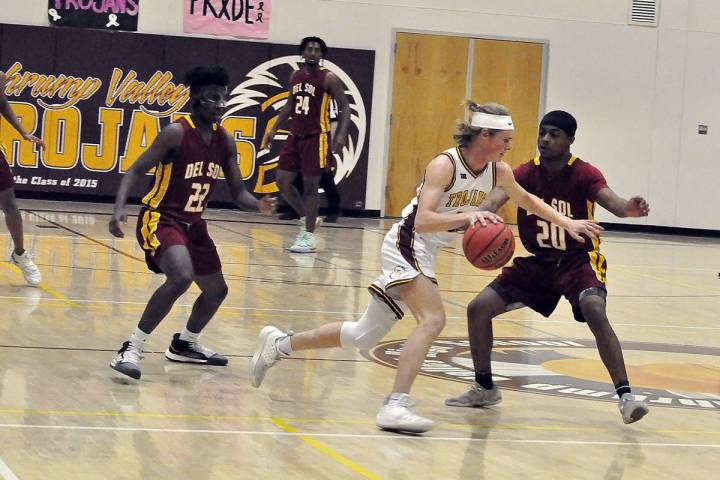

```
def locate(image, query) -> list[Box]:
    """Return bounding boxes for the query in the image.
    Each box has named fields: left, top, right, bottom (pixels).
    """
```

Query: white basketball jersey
left=398, top=146, right=497, bottom=247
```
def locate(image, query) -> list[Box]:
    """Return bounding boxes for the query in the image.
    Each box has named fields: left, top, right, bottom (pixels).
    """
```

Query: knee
left=277, top=175, right=294, bottom=192
left=165, top=273, right=193, bottom=294
left=420, top=314, right=446, bottom=337
left=580, top=296, right=609, bottom=329
left=467, top=296, right=494, bottom=325
left=0, top=196, right=18, bottom=214
left=208, top=282, right=229, bottom=305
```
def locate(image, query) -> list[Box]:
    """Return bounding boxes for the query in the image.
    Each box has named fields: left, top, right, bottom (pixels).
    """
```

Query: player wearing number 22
left=446, top=111, right=652, bottom=424
left=107, top=66, right=275, bottom=380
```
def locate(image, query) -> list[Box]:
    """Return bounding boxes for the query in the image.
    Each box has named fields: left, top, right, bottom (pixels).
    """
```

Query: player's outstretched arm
left=477, top=187, right=510, bottom=213
left=0, top=72, right=45, bottom=149
left=223, top=135, right=276, bottom=214
left=108, top=123, right=183, bottom=238
left=596, top=188, right=650, bottom=218
left=414, top=155, right=502, bottom=233
left=495, top=161, right=603, bottom=242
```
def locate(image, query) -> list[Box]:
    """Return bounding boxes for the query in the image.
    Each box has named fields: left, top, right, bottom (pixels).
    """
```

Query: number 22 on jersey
left=185, top=183, right=210, bottom=213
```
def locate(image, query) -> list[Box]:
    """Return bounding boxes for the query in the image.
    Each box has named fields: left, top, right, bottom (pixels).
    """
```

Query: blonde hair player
left=250, top=101, right=602, bottom=433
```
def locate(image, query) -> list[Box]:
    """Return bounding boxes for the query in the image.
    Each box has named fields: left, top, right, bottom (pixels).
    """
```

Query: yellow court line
left=0, top=263, right=79, bottom=308
left=614, top=265, right=720, bottom=297
left=271, top=418, right=383, bottom=480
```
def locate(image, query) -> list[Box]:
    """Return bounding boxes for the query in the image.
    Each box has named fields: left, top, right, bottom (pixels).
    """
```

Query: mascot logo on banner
left=225, top=56, right=366, bottom=186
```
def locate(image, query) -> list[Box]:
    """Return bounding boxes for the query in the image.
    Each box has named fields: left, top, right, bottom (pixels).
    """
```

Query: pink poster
left=184, top=0, right=270, bottom=39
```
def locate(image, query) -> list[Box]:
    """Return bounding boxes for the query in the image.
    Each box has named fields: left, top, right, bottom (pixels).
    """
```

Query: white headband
left=470, top=111, right=514, bottom=130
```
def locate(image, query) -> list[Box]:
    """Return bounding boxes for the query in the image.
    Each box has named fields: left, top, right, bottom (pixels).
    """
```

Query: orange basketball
left=462, top=221, right=515, bottom=270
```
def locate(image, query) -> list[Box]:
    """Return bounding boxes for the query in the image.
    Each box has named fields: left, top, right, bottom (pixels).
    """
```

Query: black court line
left=24, top=207, right=373, bottom=231
left=211, top=219, right=564, bottom=338
left=30, top=211, right=145, bottom=263
left=22, top=216, right=720, bottom=298
left=23, top=207, right=720, bottom=248
left=0, top=343, right=369, bottom=362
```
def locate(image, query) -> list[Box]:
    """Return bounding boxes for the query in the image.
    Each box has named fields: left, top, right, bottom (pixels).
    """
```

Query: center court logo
left=366, top=337, right=720, bottom=411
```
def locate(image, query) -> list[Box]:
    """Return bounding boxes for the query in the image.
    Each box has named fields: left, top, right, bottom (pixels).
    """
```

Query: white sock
left=277, top=336, right=293, bottom=356
left=179, top=328, right=200, bottom=343
left=129, top=327, right=148, bottom=349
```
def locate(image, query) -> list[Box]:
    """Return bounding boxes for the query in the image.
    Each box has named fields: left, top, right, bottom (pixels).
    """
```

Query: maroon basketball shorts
left=136, top=207, right=221, bottom=276
left=489, top=253, right=608, bottom=322
left=0, top=147, right=15, bottom=192
left=278, top=132, right=331, bottom=177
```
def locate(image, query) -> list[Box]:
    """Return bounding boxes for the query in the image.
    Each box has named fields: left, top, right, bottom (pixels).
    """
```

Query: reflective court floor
left=0, top=199, right=719, bottom=479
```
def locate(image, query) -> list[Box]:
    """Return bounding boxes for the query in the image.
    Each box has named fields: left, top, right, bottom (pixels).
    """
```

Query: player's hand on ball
left=466, top=211, right=502, bottom=228
left=257, top=196, right=277, bottom=215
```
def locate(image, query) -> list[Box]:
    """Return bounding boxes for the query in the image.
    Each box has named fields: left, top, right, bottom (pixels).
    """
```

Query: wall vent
left=629, top=0, right=659, bottom=27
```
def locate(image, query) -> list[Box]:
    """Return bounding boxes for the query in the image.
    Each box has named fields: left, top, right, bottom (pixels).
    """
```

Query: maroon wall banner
left=0, top=23, right=374, bottom=210
left=48, top=1, right=140, bottom=32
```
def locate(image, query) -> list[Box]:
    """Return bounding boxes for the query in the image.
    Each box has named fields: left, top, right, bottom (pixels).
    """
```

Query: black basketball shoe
left=164, top=333, right=228, bottom=365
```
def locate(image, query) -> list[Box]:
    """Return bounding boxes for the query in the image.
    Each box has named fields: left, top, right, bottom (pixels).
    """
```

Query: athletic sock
left=129, top=327, right=149, bottom=350
left=179, top=328, right=200, bottom=343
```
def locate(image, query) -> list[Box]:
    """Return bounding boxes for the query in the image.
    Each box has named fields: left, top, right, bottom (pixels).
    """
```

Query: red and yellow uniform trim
left=586, top=200, right=607, bottom=285
left=139, top=209, right=162, bottom=253
left=141, top=162, right=173, bottom=209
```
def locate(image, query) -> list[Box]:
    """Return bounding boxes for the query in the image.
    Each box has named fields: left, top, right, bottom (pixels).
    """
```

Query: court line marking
left=0, top=264, right=79, bottom=308
left=271, top=418, right=382, bottom=480
left=0, top=458, right=20, bottom=480
left=0, top=423, right=718, bottom=448
left=1, top=409, right=719, bottom=436
left=1, top=295, right=718, bottom=331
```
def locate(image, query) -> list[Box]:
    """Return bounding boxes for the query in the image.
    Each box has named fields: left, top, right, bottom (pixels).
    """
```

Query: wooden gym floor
left=0, top=199, right=718, bottom=479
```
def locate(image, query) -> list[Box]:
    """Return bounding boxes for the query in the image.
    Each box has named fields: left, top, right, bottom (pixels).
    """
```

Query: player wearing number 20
left=446, top=111, right=652, bottom=424
left=107, top=66, right=275, bottom=380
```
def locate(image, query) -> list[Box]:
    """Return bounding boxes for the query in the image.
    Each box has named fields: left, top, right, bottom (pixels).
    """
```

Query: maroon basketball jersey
left=288, top=67, right=331, bottom=136
left=142, top=117, right=228, bottom=223
left=514, top=156, right=608, bottom=258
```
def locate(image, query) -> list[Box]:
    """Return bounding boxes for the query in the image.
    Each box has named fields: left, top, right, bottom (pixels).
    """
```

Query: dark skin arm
left=261, top=72, right=295, bottom=150
left=108, top=123, right=184, bottom=238
left=596, top=188, right=650, bottom=218
left=223, top=134, right=276, bottom=213
left=0, top=72, right=44, bottom=149
left=324, top=72, right=350, bottom=153
left=477, top=187, right=510, bottom=213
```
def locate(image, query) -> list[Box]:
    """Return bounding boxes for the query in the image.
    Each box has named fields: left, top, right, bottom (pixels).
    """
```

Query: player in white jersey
left=250, top=101, right=602, bottom=434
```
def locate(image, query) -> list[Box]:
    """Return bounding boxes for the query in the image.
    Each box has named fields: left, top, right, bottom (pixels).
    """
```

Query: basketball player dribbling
left=250, top=102, right=601, bottom=434
left=446, top=111, right=651, bottom=424
left=0, top=70, right=45, bottom=286
left=108, top=66, right=275, bottom=380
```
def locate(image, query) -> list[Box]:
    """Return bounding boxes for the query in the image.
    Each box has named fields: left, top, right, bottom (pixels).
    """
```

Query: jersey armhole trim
left=441, top=153, right=456, bottom=192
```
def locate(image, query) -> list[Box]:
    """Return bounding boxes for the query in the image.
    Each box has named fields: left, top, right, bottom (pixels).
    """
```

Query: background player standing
left=261, top=36, right=350, bottom=252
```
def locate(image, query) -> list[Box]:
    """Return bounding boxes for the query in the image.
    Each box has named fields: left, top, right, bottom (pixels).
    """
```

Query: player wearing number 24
left=107, top=66, right=276, bottom=380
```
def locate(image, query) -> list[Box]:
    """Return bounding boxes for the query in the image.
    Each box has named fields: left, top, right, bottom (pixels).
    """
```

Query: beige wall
left=1, top=0, right=719, bottom=229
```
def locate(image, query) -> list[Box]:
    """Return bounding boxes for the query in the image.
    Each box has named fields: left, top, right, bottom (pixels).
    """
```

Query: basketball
left=462, top=221, right=515, bottom=270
